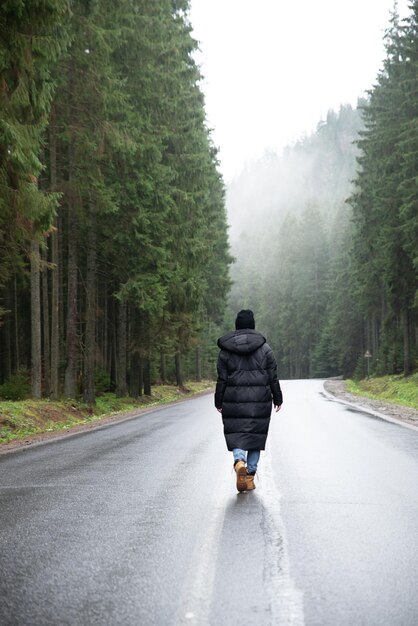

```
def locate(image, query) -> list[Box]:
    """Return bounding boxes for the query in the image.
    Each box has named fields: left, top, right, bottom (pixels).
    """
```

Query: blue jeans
left=233, top=448, right=260, bottom=474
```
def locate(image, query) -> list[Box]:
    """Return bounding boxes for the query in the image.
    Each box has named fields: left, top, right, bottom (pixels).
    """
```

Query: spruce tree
left=0, top=0, right=70, bottom=395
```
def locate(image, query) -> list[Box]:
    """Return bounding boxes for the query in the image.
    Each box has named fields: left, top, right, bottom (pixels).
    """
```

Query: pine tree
left=398, top=1, right=418, bottom=338
left=0, top=0, right=70, bottom=395
left=0, top=0, right=232, bottom=397
left=350, top=3, right=417, bottom=376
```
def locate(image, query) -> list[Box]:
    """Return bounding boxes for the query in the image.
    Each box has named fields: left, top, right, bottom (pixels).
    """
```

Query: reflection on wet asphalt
left=272, top=380, right=418, bottom=626
left=1, top=382, right=418, bottom=625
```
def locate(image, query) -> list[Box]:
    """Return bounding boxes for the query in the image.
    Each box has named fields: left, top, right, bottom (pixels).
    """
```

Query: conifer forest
left=0, top=0, right=231, bottom=402
left=227, top=4, right=418, bottom=381
left=1, top=1, right=418, bottom=403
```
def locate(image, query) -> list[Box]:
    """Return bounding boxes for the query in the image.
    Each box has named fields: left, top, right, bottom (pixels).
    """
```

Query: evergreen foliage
left=227, top=2, right=418, bottom=380
left=0, top=0, right=70, bottom=315
left=228, top=104, right=363, bottom=379
left=350, top=2, right=418, bottom=377
left=2, top=1, right=418, bottom=392
left=0, top=0, right=231, bottom=401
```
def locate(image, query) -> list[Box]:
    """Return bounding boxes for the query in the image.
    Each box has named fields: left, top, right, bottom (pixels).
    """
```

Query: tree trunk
left=58, top=211, right=65, bottom=354
left=30, top=240, right=42, bottom=398
left=159, top=350, right=167, bottom=383
left=41, top=246, right=51, bottom=397
left=50, top=226, right=60, bottom=399
left=4, top=287, right=12, bottom=380
left=143, top=357, right=151, bottom=396
left=128, top=308, right=140, bottom=398
left=129, top=351, right=140, bottom=399
left=103, top=278, right=108, bottom=372
left=82, top=211, right=96, bottom=404
left=116, top=300, right=127, bottom=397
left=138, top=356, right=143, bottom=397
left=175, top=350, right=184, bottom=388
left=195, top=346, right=202, bottom=382
left=50, top=108, right=60, bottom=399
left=402, top=308, right=411, bottom=377
left=371, top=311, right=379, bottom=365
left=111, top=297, right=117, bottom=388
left=14, top=274, right=20, bottom=371
left=64, top=206, right=78, bottom=398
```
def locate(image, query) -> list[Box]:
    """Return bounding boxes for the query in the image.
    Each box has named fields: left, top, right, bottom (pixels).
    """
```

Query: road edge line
left=321, top=383, right=418, bottom=432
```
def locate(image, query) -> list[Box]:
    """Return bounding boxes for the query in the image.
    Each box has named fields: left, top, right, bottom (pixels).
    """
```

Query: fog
left=226, top=105, right=362, bottom=243
left=221, top=103, right=364, bottom=378
left=190, top=0, right=410, bottom=183
left=189, top=1, right=415, bottom=379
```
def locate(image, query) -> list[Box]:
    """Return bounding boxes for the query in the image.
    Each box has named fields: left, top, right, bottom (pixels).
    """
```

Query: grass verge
left=346, top=373, right=418, bottom=410
left=0, top=381, right=213, bottom=444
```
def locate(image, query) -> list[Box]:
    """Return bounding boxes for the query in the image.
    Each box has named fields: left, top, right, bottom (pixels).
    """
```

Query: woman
left=215, top=309, right=283, bottom=492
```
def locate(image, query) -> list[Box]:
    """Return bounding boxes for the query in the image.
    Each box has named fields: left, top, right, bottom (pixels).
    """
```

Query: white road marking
left=260, top=448, right=305, bottom=625
left=175, top=447, right=305, bottom=625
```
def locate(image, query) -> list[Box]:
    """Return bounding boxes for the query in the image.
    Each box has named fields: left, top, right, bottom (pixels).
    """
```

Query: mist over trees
left=227, top=104, right=363, bottom=378
left=2, top=2, right=418, bottom=398
left=228, top=3, right=418, bottom=380
left=0, top=0, right=231, bottom=401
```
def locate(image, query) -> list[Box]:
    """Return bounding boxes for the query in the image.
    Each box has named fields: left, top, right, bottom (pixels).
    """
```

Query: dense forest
left=0, top=0, right=231, bottom=401
left=2, top=2, right=418, bottom=400
left=227, top=3, right=418, bottom=380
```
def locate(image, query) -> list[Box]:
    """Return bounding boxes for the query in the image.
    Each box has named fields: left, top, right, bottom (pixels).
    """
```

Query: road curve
left=1, top=381, right=418, bottom=625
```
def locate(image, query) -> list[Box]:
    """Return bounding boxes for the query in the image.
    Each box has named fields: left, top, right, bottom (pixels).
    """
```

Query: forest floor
left=324, top=378, right=418, bottom=429
left=0, top=381, right=214, bottom=453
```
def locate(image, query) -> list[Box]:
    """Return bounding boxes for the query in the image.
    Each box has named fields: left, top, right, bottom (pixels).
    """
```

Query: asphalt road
left=1, top=380, right=418, bottom=626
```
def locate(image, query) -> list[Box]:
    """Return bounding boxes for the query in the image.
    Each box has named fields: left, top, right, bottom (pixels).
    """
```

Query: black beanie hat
left=235, top=309, right=255, bottom=330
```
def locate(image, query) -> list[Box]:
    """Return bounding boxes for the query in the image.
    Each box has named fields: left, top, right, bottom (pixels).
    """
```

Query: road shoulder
left=323, top=379, right=418, bottom=430
left=0, top=388, right=214, bottom=456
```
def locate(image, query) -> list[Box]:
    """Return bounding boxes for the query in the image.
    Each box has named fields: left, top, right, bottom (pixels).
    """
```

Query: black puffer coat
left=215, top=329, right=283, bottom=451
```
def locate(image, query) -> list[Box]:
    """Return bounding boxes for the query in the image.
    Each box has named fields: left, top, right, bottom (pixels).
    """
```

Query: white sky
left=189, top=0, right=411, bottom=181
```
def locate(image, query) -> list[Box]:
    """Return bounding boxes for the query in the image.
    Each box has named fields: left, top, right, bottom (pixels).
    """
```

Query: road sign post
left=364, top=350, right=372, bottom=378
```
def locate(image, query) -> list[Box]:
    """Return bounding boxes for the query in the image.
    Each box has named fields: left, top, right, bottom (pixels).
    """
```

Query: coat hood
left=217, top=329, right=266, bottom=354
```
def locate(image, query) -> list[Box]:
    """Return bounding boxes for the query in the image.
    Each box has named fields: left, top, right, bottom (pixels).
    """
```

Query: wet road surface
left=1, top=380, right=418, bottom=625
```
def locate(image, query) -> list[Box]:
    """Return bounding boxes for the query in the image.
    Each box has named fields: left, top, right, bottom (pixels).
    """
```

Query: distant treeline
left=0, top=1, right=231, bottom=401
left=228, top=4, right=418, bottom=379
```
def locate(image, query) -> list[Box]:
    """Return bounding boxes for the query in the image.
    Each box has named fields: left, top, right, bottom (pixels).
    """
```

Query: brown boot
left=234, top=460, right=247, bottom=492
left=245, top=472, right=256, bottom=490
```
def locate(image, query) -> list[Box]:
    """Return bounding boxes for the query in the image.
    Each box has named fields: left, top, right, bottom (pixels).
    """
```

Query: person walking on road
left=215, top=309, right=283, bottom=492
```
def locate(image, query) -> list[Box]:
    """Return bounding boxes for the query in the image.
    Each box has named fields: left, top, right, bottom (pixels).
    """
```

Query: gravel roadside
left=323, top=379, right=418, bottom=428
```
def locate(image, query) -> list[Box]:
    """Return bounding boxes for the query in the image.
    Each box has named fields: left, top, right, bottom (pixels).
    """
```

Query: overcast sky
left=189, top=0, right=410, bottom=181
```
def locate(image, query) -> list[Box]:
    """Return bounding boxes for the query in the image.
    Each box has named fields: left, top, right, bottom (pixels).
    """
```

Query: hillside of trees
left=0, top=0, right=231, bottom=402
left=227, top=3, right=418, bottom=380
left=2, top=2, right=417, bottom=399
